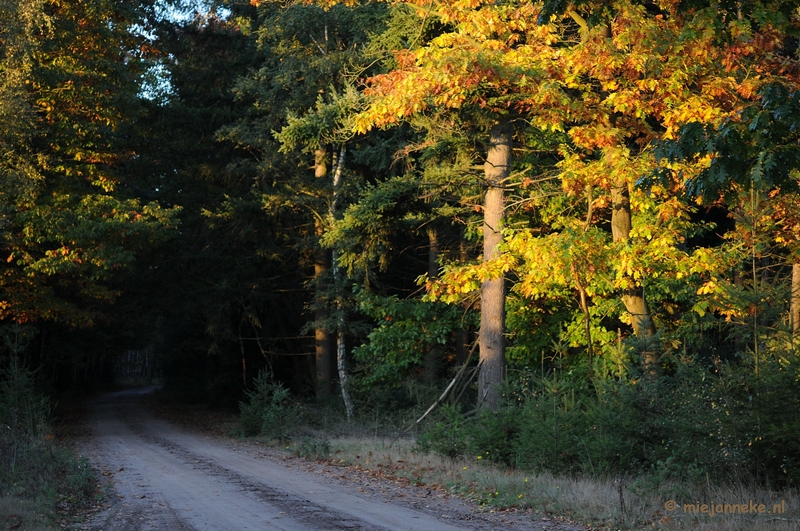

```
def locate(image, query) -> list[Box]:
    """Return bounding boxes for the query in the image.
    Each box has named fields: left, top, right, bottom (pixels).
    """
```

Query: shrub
left=416, top=404, right=469, bottom=458
left=0, top=350, right=97, bottom=522
left=295, top=436, right=331, bottom=460
left=416, top=347, right=800, bottom=489
left=1, top=355, right=52, bottom=486
left=239, top=371, right=296, bottom=438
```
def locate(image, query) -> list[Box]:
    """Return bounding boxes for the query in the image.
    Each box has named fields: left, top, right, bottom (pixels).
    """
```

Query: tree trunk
left=314, top=220, right=332, bottom=402
left=574, top=272, right=593, bottom=379
left=478, top=122, right=511, bottom=410
left=313, top=147, right=332, bottom=402
left=455, top=236, right=471, bottom=365
left=424, top=227, right=441, bottom=384
left=611, top=179, right=657, bottom=367
left=331, top=145, right=354, bottom=420
left=791, top=263, right=800, bottom=337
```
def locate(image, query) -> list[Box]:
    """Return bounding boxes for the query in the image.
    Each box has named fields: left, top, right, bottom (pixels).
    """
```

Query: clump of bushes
left=0, top=352, right=98, bottom=528
left=239, top=371, right=298, bottom=438
left=294, top=436, right=331, bottom=459
left=418, top=348, right=800, bottom=489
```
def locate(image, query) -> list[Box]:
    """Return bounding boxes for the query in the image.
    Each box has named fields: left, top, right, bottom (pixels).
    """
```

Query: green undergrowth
left=235, top=362, right=800, bottom=530
left=0, top=355, right=99, bottom=530
left=235, top=370, right=431, bottom=440
left=0, top=497, right=55, bottom=531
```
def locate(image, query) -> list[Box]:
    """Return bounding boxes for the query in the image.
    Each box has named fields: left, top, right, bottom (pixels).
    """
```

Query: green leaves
left=656, top=82, right=800, bottom=200
left=275, top=87, right=364, bottom=153
left=0, top=0, right=180, bottom=327
left=321, top=176, right=420, bottom=276
left=352, top=292, right=466, bottom=386
left=16, top=194, right=178, bottom=276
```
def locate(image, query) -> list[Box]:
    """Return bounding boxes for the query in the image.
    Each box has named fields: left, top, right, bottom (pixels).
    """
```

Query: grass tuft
left=0, top=496, right=56, bottom=531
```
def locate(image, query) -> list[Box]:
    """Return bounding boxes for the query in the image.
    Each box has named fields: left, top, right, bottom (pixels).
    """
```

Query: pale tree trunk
left=330, top=146, right=354, bottom=420
left=424, top=228, right=440, bottom=384
left=791, top=263, right=800, bottom=338
left=611, top=179, right=657, bottom=368
left=478, top=123, right=512, bottom=410
left=314, top=147, right=332, bottom=403
left=427, top=227, right=440, bottom=284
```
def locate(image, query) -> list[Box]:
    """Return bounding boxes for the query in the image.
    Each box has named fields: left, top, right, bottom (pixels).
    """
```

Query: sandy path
left=72, top=388, right=584, bottom=531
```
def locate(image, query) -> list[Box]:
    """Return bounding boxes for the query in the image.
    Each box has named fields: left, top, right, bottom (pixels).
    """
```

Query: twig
left=406, top=341, right=479, bottom=430
left=453, top=360, right=482, bottom=405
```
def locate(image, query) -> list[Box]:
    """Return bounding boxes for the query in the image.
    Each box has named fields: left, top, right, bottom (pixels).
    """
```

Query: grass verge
left=281, top=433, right=800, bottom=531
left=0, top=496, right=56, bottom=531
left=0, top=399, right=99, bottom=530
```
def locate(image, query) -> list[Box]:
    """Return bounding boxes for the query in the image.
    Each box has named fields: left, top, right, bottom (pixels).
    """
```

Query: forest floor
left=66, top=387, right=587, bottom=531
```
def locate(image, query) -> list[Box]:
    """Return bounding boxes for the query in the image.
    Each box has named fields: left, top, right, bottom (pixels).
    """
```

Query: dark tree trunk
left=478, top=122, right=512, bottom=410
left=314, top=220, right=332, bottom=402
left=314, top=146, right=332, bottom=402
left=791, top=263, right=800, bottom=337
left=424, top=228, right=441, bottom=384
left=455, top=237, right=471, bottom=365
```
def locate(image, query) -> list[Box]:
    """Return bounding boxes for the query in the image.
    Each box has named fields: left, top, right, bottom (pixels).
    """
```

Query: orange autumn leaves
left=353, top=1, right=791, bottom=152
left=260, top=0, right=800, bottom=332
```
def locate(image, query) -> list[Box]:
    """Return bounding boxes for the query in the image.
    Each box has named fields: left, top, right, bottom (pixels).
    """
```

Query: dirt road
left=73, top=389, right=585, bottom=531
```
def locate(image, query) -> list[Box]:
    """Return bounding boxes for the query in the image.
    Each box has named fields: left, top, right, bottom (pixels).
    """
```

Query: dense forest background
left=3, top=0, right=800, bottom=490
